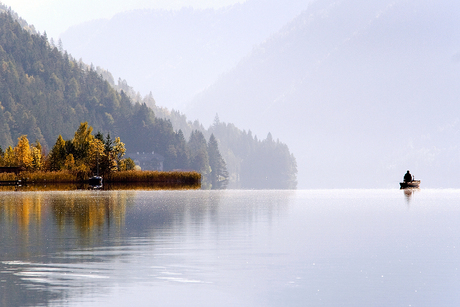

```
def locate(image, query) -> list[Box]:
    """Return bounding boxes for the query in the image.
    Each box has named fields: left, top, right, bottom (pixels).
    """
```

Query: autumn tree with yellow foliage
left=47, top=122, right=129, bottom=177
left=0, top=135, right=43, bottom=170
left=0, top=122, right=129, bottom=177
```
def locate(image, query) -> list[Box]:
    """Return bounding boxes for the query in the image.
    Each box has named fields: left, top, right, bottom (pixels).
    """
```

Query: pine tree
left=207, top=134, right=228, bottom=189
left=188, top=130, right=210, bottom=174
left=48, top=135, right=67, bottom=171
left=72, top=122, right=93, bottom=161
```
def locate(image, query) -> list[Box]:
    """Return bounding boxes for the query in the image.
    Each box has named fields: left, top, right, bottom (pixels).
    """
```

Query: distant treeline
left=0, top=11, right=297, bottom=189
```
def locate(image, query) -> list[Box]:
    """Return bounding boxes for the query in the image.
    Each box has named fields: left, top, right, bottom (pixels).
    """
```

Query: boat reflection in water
left=403, top=186, right=419, bottom=203
left=88, top=176, right=103, bottom=189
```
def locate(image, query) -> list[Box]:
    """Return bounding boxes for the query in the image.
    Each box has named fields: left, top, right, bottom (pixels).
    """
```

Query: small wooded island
left=0, top=122, right=201, bottom=189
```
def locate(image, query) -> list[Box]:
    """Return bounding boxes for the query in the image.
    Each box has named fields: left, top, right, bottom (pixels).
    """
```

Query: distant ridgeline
left=0, top=11, right=297, bottom=189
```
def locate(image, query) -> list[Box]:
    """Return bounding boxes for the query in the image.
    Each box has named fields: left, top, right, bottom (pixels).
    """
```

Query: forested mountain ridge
left=0, top=11, right=297, bottom=189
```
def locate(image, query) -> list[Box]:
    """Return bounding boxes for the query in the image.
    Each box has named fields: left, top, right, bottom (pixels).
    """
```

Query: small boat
left=400, top=180, right=420, bottom=189
left=89, top=153, right=103, bottom=188
left=88, top=176, right=103, bottom=188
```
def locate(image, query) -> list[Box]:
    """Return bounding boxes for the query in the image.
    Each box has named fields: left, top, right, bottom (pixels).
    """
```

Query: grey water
left=0, top=189, right=459, bottom=306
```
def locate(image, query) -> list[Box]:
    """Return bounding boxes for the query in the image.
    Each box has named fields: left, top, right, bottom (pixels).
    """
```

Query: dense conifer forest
left=0, top=10, right=297, bottom=189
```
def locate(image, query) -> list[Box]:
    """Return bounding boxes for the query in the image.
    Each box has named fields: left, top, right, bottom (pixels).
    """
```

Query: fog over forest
left=60, top=0, right=312, bottom=109
left=61, top=0, right=460, bottom=188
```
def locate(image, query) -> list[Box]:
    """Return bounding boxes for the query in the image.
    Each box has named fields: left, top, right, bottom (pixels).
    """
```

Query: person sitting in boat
left=403, top=170, right=413, bottom=183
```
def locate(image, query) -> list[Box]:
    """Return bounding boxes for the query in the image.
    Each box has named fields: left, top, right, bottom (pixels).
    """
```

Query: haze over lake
left=1, top=189, right=459, bottom=306
left=0, top=1, right=458, bottom=305
left=55, top=0, right=460, bottom=189
left=3, top=0, right=458, bottom=188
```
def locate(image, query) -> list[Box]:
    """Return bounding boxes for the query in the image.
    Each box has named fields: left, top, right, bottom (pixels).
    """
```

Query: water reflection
left=50, top=192, right=129, bottom=241
left=0, top=190, right=291, bottom=306
left=4, top=190, right=460, bottom=306
left=402, top=187, right=419, bottom=204
left=0, top=191, right=131, bottom=238
left=0, top=191, right=134, bottom=306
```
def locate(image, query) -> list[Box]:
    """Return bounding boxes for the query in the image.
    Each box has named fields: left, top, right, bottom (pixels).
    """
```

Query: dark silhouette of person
left=404, top=170, right=412, bottom=183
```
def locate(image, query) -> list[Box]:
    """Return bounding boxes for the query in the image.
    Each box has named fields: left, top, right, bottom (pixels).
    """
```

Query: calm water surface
left=0, top=189, right=459, bottom=306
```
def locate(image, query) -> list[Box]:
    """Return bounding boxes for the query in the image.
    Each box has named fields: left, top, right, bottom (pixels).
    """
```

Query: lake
left=0, top=189, right=459, bottom=306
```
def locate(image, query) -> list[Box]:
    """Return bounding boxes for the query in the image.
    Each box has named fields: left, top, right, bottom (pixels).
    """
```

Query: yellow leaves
left=88, top=138, right=105, bottom=168
left=64, top=154, right=89, bottom=174
left=1, top=123, right=128, bottom=176
left=113, top=137, right=126, bottom=161
left=0, top=136, right=43, bottom=170
left=73, top=122, right=93, bottom=156
left=118, top=158, right=136, bottom=171
left=31, top=146, right=42, bottom=170
left=3, top=146, right=14, bottom=167
left=64, top=154, right=75, bottom=170
left=14, top=135, right=33, bottom=169
left=55, top=134, right=65, bottom=149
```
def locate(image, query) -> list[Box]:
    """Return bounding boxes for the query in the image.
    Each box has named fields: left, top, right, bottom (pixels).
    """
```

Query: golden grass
left=105, top=182, right=201, bottom=190
left=0, top=173, right=17, bottom=181
left=18, top=170, right=78, bottom=183
left=0, top=183, right=82, bottom=192
left=0, top=170, right=201, bottom=186
left=108, top=170, right=201, bottom=185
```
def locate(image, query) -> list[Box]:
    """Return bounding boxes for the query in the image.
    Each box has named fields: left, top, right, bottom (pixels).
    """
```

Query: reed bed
left=104, top=182, right=201, bottom=190
left=1, top=183, right=82, bottom=192
left=108, top=170, right=201, bottom=185
left=0, top=170, right=201, bottom=186
left=0, top=172, right=17, bottom=181
left=18, top=171, right=79, bottom=183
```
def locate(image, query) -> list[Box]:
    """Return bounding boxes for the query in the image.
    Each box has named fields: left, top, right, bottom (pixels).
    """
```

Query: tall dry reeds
left=0, top=170, right=201, bottom=186
left=18, top=170, right=78, bottom=183
left=108, top=170, right=201, bottom=185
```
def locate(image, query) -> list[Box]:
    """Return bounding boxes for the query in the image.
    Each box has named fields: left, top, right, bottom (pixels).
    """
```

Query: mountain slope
left=0, top=11, right=297, bottom=189
left=186, top=0, right=460, bottom=188
left=59, top=0, right=313, bottom=109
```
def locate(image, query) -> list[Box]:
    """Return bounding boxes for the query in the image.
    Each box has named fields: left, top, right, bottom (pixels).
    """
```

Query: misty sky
left=1, top=0, right=246, bottom=39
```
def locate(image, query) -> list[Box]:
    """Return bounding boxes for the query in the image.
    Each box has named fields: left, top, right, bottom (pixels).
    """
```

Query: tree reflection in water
left=0, top=188, right=222, bottom=306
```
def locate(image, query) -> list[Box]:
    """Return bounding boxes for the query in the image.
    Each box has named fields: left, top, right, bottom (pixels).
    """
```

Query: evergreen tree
left=48, top=135, right=66, bottom=171
left=72, top=122, right=93, bottom=161
left=31, top=140, right=43, bottom=170
left=188, top=130, right=210, bottom=174
left=207, top=134, right=229, bottom=189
